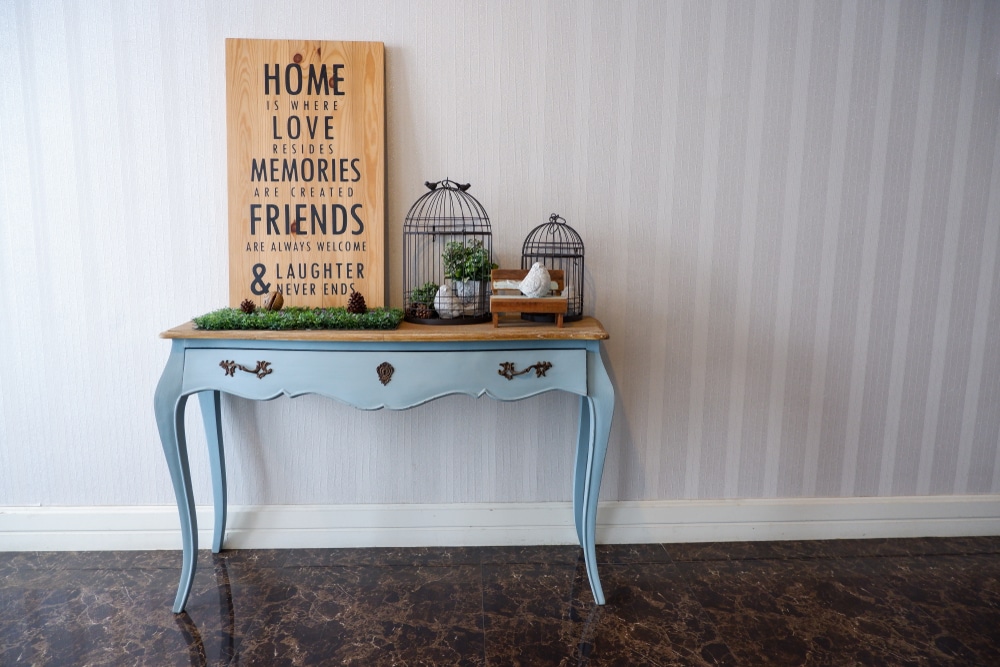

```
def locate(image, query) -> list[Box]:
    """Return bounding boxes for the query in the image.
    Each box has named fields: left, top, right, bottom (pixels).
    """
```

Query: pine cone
left=240, top=298, right=256, bottom=314
left=411, top=303, right=434, bottom=319
left=347, top=289, right=367, bottom=314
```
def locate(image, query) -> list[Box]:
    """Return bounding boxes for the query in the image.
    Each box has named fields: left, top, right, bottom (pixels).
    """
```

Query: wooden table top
left=161, top=316, right=609, bottom=343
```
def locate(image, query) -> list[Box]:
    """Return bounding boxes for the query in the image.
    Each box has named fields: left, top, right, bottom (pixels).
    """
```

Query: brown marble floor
left=2, top=537, right=999, bottom=665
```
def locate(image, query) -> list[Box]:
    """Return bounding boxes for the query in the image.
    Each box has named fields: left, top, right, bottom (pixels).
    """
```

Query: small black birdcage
left=403, top=179, right=494, bottom=324
left=521, top=213, right=584, bottom=322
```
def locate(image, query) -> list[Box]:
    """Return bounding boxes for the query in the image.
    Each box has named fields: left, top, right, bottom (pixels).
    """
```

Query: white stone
left=434, top=284, right=462, bottom=318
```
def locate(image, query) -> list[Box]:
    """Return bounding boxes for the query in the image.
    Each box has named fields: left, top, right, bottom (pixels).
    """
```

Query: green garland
left=193, top=307, right=404, bottom=331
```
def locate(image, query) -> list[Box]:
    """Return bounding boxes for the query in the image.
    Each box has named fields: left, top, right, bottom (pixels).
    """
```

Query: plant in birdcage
left=442, top=238, right=497, bottom=310
left=411, top=281, right=440, bottom=307
left=442, top=239, right=496, bottom=282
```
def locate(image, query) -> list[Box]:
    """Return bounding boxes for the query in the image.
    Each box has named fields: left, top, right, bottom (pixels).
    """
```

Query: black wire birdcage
left=403, top=179, right=494, bottom=324
left=521, top=213, right=584, bottom=322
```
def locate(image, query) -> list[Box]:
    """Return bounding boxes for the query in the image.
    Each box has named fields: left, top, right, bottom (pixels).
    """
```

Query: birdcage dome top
left=403, top=179, right=491, bottom=234
left=522, top=214, right=583, bottom=258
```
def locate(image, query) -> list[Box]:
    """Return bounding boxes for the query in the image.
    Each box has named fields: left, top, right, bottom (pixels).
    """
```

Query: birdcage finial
left=433, top=178, right=471, bottom=192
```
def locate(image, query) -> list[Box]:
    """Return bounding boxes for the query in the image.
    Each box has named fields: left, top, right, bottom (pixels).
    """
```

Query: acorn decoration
left=240, top=298, right=257, bottom=314
left=262, top=288, right=284, bottom=311
left=347, top=289, right=368, bottom=314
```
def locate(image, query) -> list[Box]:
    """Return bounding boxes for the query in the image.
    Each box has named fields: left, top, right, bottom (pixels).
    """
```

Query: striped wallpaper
left=0, top=0, right=998, bottom=507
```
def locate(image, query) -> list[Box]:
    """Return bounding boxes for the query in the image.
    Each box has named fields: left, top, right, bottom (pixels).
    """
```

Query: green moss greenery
left=193, top=306, right=404, bottom=331
left=410, top=281, right=439, bottom=306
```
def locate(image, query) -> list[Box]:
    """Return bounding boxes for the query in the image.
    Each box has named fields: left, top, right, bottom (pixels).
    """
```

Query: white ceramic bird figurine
left=434, top=284, right=463, bottom=318
left=519, top=262, right=551, bottom=298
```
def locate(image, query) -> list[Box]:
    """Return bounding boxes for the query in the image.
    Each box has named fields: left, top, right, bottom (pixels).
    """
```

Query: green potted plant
left=442, top=239, right=495, bottom=281
left=442, top=239, right=496, bottom=314
left=407, top=281, right=440, bottom=319
left=410, top=281, right=439, bottom=307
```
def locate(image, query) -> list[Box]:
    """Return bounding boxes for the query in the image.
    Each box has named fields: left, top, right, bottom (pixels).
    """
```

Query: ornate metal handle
left=498, top=361, right=553, bottom=381
left=220, top=360, right=273, bottom=379
left=377, top=362, right=394, bottom=386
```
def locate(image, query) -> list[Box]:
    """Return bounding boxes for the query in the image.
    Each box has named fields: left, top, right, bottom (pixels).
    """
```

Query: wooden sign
left=226, top=39, right=385, bottom=308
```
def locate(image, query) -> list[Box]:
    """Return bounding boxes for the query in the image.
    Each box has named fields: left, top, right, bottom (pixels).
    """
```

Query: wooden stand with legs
left=490, top=269, right=568, bottom=327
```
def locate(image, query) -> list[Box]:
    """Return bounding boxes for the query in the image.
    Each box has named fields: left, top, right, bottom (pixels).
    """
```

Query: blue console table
left=155, top=317, right=614, bottom=612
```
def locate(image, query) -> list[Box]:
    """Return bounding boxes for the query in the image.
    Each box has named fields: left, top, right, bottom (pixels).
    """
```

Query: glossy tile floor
left=2, top=537, right=999, bottom=665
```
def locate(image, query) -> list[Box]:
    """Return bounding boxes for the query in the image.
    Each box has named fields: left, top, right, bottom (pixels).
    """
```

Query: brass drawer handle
left=220, top=360, right=273, bottom=379
left=498, top=361, right=553, bottom=380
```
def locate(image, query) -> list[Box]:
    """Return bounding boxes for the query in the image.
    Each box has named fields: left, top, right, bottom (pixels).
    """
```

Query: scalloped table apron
left=154, top=317, right=614, bottom=612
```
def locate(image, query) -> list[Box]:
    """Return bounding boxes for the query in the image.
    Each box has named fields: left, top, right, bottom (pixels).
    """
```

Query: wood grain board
left=161, top=316, right=609, bottom=342
left=226, top=39, right=385, bottom=309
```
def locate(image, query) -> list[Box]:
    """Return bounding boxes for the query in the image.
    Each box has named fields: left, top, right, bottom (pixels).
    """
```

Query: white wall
left=1, top=0, right=999, bottom=512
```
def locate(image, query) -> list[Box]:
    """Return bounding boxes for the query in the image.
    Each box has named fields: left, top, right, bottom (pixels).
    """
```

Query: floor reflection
left=172, top=612, right=207, bottom=667
left=1, top=539, right=999, bottom=665
left=570, top=550, right=604, bottom=664
left=175, top=556, right=234, bottom=667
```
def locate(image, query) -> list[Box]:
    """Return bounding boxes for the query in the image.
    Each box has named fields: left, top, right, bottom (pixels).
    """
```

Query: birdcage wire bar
left=403, top=179, right=494, bottom=324
left=521, top=213, right=584, bottom=322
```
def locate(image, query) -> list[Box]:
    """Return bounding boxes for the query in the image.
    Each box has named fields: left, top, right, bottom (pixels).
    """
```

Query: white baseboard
left=1, top=496, right=998, bottom=551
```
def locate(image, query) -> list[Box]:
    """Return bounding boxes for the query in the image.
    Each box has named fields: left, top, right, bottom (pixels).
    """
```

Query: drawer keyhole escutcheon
left=220, top=360, right=273, bottom=379
left=377, top=361, right=394, bottom=386
left=498, top=361, right=553, bottom=381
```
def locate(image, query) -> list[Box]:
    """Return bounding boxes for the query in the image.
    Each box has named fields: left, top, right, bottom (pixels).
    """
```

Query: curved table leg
left=199, top=391, right=227, bottom=553
left=573, top=395, right=592, bottom=546
left=154, top=342, right=198, bottom=614
left=573, top=344, right=615, bottom=605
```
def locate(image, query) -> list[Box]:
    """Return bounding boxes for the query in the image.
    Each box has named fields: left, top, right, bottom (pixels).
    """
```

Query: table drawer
left=182, top=348, right=587, bottom=408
